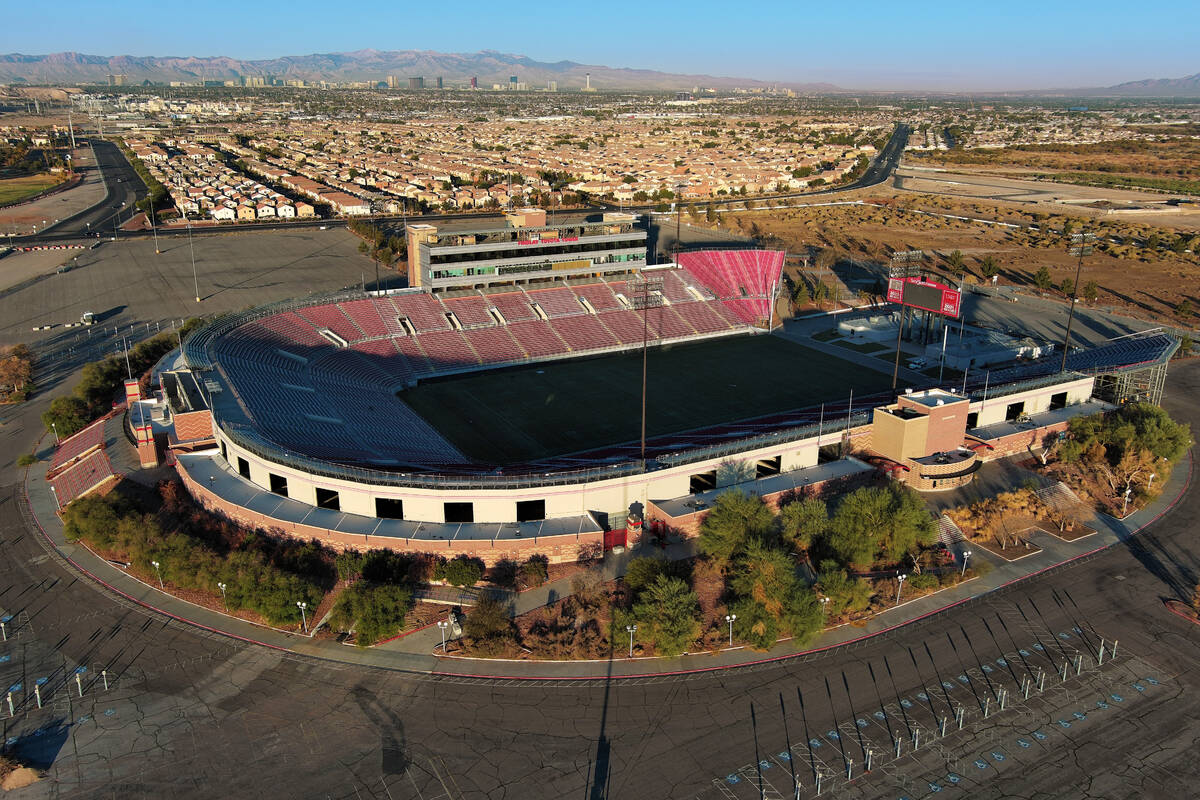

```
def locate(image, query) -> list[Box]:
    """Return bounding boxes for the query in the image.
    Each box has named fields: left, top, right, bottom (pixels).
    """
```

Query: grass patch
left=812, top=329, right=841, bottom=342
left=1037, top=171, right=1200, bottom=197
left=0, top=173, right=64, bottom=206
left=400, top=334, right=890, bottom=464
left=831, top=338, right=887, bottom=354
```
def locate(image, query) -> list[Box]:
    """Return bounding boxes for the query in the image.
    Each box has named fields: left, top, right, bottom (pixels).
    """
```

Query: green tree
left=815, top=560, right=872, bottom=617
left=828, top=485, right=935, bottom=567
left=1082, top=280, right=1099, bottom=302
left=698, top=489, right=776, bottom=564
left=1032, top=266, right=1053, bottom=290
left=623, top=556, right=668, bottom=592
left=633, top=574, right=701, bottom=656
left=518, top=555, right=548, bottom=588
left=42, top=396, right=89, bottom=438
left=1176, top=299, right=1193, bottom=318
left=979, top=256, right=1000, bottom=280
left=946, top=249, right=965, bottom=276
left=330, top=582, right=413, bottom=647
left=778, top=497, right=827, bottom=553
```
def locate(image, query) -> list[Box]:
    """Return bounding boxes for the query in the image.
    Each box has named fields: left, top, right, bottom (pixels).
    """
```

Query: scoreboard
left=887, top=276, right=962, bottom=318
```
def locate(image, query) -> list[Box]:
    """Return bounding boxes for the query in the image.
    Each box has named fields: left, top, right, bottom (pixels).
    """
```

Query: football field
left=400, top=333, right=891, bottom=465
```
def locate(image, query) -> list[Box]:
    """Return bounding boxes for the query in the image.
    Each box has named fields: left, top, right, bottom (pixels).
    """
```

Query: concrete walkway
left=19, top=428, right=1192, bottom=678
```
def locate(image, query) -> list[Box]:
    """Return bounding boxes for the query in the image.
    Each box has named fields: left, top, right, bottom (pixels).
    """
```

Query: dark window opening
left=966, top=412, right=979, bottom=429
left=376, top=498, right=404, bottom=519
left=316, top=488, right=340, bottom=511
left=220, top=441, right=228, bottom=461
left=516, top=499, right=546, bottom=522
left=269, top=473, right=288, bottom=497
left=445, top=502, right=474, bottom=523
left=237, top=457, right=250, bottom=479
left=690, top=471, right=717, bottom=494
left=1049, top=391, right=1068, bottom=411
left=1005, top=401, right=1025, bottom=422
left=755, top=456, right=781, bottom=479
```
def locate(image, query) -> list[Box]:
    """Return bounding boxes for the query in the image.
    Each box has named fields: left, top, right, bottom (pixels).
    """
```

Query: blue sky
left=4, top=0, right=1196, bottom=90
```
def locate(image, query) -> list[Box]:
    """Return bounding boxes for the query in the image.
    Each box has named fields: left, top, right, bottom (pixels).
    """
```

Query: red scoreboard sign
left=887, top=276, right=962, bottom=318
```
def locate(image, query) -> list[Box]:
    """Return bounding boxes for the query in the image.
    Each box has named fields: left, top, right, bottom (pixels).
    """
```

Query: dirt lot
left=908, top=135, right=1200, bottom=194
left=717, top=193, right=1200, bottom=326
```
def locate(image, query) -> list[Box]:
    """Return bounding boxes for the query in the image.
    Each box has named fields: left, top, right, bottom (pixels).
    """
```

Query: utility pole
left=1061, top=232, right=1095, bottom=372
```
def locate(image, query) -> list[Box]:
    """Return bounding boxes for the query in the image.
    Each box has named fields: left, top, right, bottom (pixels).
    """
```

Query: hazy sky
left=4, top=0, right=1197, bottom=90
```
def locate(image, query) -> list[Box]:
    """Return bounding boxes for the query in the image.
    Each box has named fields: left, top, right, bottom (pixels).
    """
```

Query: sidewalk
left=19, top=436, right=1192, bottom=679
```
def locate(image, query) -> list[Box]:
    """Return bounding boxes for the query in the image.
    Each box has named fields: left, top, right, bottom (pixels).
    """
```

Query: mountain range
left=0, top=49, right=841, bottom=91
left=0, top=50, right=1195, bottom=96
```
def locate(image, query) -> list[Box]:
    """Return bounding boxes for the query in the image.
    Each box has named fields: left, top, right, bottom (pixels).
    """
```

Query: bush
left=463, top=594, right=515, bottom=654
left=62, top=492, right=323, bottom=626
left=815, top=560, right=872, bottom=616
left=330, top=582, right=412, bottom=647
left=731, top=597, right=781, bottom=650
left=440, top=555, right=484, bottom=588
left=907, top=572, right=939, bottom=592
left=518, top=555, right=548, bottom=588
left=623, top=556, right=668, bottom=593
left=16, top=453, right=37, bottom=467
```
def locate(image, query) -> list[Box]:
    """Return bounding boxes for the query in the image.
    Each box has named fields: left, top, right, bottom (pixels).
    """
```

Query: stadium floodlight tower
left=629, top=273, right=663, bottom=469
left=889, top=250, right=925, bottom=389
left=1061, top=232, right=1096, bottom=372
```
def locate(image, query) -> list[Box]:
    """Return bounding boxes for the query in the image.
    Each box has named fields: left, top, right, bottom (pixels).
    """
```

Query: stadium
left=146, top=211, right=1180, bottom=564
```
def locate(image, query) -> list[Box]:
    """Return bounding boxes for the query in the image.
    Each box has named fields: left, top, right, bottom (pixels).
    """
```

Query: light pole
left=296, top=601, right=308, bottom=633
left=49, top=486, right=60, bottom=512
left=185, top=215, right=199, bottom=303
left=113, top=203, right=124, bottom=241
left=725, top=613, right=737, bottom=647
left=960, top=550, right=972, bottom=578
left=819, top=596, right=830, bottom=623
left=437, top=620, right=449, bottom=651
left=625, top=624, right=638, bottom=658
left=895, top=573, right=907, bottom=605
left=1122, top=487, right=1132, bottom=517
left=51, top=422, right=59, bottom=445
left=217, top=582, right=227, bottom=611
left=1061, top=232, right=1095, bottom=372
left=1148, top=472, right=1156, bottom=491
left=151, top=560, right=163, bottom=589
left=150, top=199, right=160, bottom=254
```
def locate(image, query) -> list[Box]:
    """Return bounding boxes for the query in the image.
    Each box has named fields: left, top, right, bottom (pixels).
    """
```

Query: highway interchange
left=2, top=124, right=1199, bottom=799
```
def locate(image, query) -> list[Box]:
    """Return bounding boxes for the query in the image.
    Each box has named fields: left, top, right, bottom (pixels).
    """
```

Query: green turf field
left=400, top=333, right=892, bottom=465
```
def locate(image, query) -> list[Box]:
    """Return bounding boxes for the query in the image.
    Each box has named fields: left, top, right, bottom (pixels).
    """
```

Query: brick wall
left=176, top=464, right=600, bottom=565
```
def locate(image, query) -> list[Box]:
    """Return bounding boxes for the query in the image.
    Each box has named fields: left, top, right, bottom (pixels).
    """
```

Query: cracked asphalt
left=1, top=233, right=1198, bottom=798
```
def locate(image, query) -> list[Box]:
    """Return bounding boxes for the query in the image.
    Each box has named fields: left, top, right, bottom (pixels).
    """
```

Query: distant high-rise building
left=583, top=73, right=596, bottom=92
left=547, top=81, right=557, bottom=92
left=387, top=75, right=398, bottom=89
left=436, top=76, right=443, bottom=90
left=408, top=77, right=424, bottom=90
left=470, top=75, right=478, bottom=89
left=107, top=74, right=126, bottom=86
left=509, top=75, right=518, bottom=90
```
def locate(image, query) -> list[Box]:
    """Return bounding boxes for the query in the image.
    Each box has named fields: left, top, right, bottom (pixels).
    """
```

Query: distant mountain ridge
left=0, top=49, right=843, bottom=92
left=1089, top=72, right=1200, bottom=96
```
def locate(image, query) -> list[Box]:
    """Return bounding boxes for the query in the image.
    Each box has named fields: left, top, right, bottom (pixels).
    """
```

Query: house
left=210, top=206, right=235, bottom=221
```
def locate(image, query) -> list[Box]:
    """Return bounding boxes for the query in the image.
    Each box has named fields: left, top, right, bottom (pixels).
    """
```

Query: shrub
left=440, top=555, right=484, bottom=588
left=815, top=560, right=872, bottom=616
left=731, top=597, right=781, bottom=650
left=16, top=453, right=37, bottom=467
left=330, top=582, right=412, bottom=647
left=518, top=555, right=548, bottom=588
left=623, top=556, right=668, bottom=593
left=463, top=594, right=515, bottom=653
left=907, top=572, right=939, bottom=592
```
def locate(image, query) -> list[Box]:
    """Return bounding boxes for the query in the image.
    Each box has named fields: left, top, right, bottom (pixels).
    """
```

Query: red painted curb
left=20, top=486, right=288, bottom=653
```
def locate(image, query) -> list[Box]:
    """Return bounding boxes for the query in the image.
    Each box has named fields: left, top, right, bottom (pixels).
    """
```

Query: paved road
left=1, top=359, right=1197, bottom=799
left=29, top=139, right=145, bottom=242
